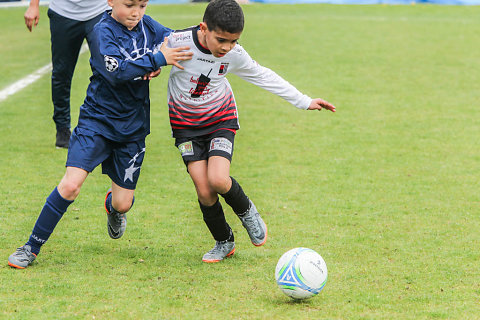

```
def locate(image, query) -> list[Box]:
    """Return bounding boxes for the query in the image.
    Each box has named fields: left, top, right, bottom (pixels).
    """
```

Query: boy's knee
left=112, top=199, right=134, bottom=213
left=58, top=180, right=82, bottom=200
left=208, top=175, right=230, bottom=195
left=197, top=188, right=218, bottom=207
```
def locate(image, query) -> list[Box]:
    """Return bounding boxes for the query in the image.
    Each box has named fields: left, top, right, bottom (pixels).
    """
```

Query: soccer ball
left=275, top=247, right=328, bottom=300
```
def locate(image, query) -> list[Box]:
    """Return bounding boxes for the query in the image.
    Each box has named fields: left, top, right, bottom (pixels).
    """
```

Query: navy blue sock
left=26, top=187, right=73, bottom=255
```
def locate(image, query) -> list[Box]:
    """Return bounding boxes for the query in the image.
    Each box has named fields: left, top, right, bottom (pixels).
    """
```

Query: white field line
left=0, top=43, right=88, bottom=103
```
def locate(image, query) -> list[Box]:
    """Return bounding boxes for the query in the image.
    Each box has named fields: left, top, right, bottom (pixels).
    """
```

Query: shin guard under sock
left=221, top=177, right=250, bottom=216
left=199, top=199, right=234, bottom=242
left=26, top=187, right=73, bottom=255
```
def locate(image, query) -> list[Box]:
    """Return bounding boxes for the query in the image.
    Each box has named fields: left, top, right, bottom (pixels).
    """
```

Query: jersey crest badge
left=218, top=63, right=229, bottom=75
left=104, top=56, right=119, bottom=72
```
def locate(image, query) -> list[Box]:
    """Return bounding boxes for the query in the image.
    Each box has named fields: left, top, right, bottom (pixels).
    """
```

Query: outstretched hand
left=308, top=98, right=336, bottom=112
left=160, top=37, right=193, bottom=70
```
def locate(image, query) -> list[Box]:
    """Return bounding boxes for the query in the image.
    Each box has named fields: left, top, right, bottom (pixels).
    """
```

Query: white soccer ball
left=275, top=247, right=328, bottom=300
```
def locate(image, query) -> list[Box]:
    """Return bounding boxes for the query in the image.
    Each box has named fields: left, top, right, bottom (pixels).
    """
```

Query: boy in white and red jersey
left=165, top=0, right=335, bottom=263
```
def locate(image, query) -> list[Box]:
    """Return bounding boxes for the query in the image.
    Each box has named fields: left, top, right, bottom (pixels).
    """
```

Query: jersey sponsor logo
left=218, top=63, right=229, bottom=75
left=209, top=138, right=232, bottom=155
left=191, top=70, right=212, bottom=98
left=178, top=141, right=194, bottom=156
left=197, top=57, right=215, bottom=64
left=104, top=55, right=119, bottom=72
left=172, top=33, right=191, bottom=42
left=31, top=234, right=46, bottom=244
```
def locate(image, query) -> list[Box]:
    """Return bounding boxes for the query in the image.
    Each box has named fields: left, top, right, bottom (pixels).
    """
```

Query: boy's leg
left=104, top=182, right=135, bottom=239
left=187, top=160, right=235, bottom=262
left=208, top=156, right=249, bottom=213
left=208, top=156, right=267, bottom=247
left=8, top=167, right=88, bottom=269
left=102, top=139, right=144, bottom=239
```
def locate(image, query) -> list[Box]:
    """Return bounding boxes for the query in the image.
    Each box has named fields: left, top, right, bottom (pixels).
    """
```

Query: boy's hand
left=160, top=37, right=193, bottom=70
left=24, top=4, right=40, bottom=32
left=308, top=98, right=336, bottom=112
left=143, top=68, right=162, bottom=81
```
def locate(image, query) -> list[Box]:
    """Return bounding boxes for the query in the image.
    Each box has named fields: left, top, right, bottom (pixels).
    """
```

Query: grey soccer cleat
left=202, top=240, right=235, bottom=263
left=8, top=245, right=36, bottom=269
left=238, top=200, right=267, bottom=246
left=105, top=190, right=127, bottom=239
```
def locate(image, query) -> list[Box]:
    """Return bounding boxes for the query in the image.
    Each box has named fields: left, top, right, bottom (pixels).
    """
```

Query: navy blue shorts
left=66, top=127, right=146, bottom=190
left=175, top=129, right=235, bottom=165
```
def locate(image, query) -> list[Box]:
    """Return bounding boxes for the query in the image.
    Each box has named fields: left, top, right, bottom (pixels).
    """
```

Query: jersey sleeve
left=229, top=45, right=312, bottom=110
left=150, top=18, right=173, bottom=55
left=95, top=25, right=168, bottom=85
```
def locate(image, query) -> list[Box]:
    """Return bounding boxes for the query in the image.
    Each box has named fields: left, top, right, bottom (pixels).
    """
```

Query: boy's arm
left=142, top=37, right=193, bottom=80
left=230, top=46, right=334, bottom=111
left=98, top=32, right=190, bottom=84
left=159, top=37, right=192, bottom=70
left=150, top=20, right=192, bottom=71
left=98, top=30, right=166, bottom=83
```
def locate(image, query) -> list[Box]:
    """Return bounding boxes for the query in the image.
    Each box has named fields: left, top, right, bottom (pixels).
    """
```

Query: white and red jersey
left=167, top=26, right=312, bottom=138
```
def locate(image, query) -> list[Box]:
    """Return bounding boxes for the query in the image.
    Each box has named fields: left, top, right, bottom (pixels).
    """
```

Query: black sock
left=221, top=177, right=250, bottom=216
left=199, top=199, right=234, bottom=242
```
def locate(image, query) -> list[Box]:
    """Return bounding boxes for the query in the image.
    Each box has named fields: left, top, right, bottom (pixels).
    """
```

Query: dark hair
left=203, top=0, right=244, bottom=34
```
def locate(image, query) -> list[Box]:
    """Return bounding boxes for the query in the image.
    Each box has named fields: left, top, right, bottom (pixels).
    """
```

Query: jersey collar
left=192, top=25, right=211, bottom=55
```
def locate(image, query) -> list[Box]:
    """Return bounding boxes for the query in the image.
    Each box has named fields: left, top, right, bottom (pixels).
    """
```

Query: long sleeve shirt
left=78, top=11, right=171, bottom=142
left=167, top=25, right=312, bottom=138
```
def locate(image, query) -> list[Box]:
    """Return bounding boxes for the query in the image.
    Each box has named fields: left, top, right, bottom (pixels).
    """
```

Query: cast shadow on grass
left=270, top=292, right=320, bottom=306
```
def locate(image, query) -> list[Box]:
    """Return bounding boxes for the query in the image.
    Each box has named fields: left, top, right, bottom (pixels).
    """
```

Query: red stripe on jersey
left=170, top=109, right=237, bottom=126
left=168, top=94, right=235, bottom=116
left=170, top=115, right=239, bottom=129
left=168, top=90, right=237, bottom=130
left=169, top=104, right=236, bottom=119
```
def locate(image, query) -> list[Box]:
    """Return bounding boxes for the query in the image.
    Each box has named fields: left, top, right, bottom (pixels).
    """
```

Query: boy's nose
left=222, top=44, right=234, bottom=53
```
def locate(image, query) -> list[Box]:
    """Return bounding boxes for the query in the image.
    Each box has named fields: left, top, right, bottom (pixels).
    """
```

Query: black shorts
left=174, top=130, right=235, bottom=165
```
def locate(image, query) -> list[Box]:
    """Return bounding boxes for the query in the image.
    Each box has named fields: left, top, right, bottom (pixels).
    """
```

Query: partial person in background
left=24, top=0, right=109, bottom=148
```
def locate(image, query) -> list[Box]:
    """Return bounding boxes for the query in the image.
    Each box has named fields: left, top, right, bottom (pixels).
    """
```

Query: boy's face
left=199, top=22, right=242, bottom=58
left=108, top=0, right=148, bottom=30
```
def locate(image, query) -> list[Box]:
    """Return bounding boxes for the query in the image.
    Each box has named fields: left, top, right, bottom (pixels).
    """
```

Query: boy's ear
left=199, top=22, right=208, bottom=32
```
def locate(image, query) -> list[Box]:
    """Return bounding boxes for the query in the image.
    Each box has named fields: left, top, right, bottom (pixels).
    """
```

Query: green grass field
left=1, top=3, right=479, bottom=319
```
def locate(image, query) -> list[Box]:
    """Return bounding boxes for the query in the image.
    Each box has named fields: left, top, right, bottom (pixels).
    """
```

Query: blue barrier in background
left=148, top=0, right=480, bottom=4
left=250, top=0, right=480, bottom=3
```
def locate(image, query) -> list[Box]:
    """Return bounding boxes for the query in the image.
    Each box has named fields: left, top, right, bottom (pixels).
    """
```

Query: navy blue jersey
left=77, top=11, right=172, bottom=142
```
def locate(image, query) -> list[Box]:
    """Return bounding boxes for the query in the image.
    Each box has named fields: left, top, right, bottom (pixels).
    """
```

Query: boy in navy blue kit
left=7, top=0, right=193, bottom=269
